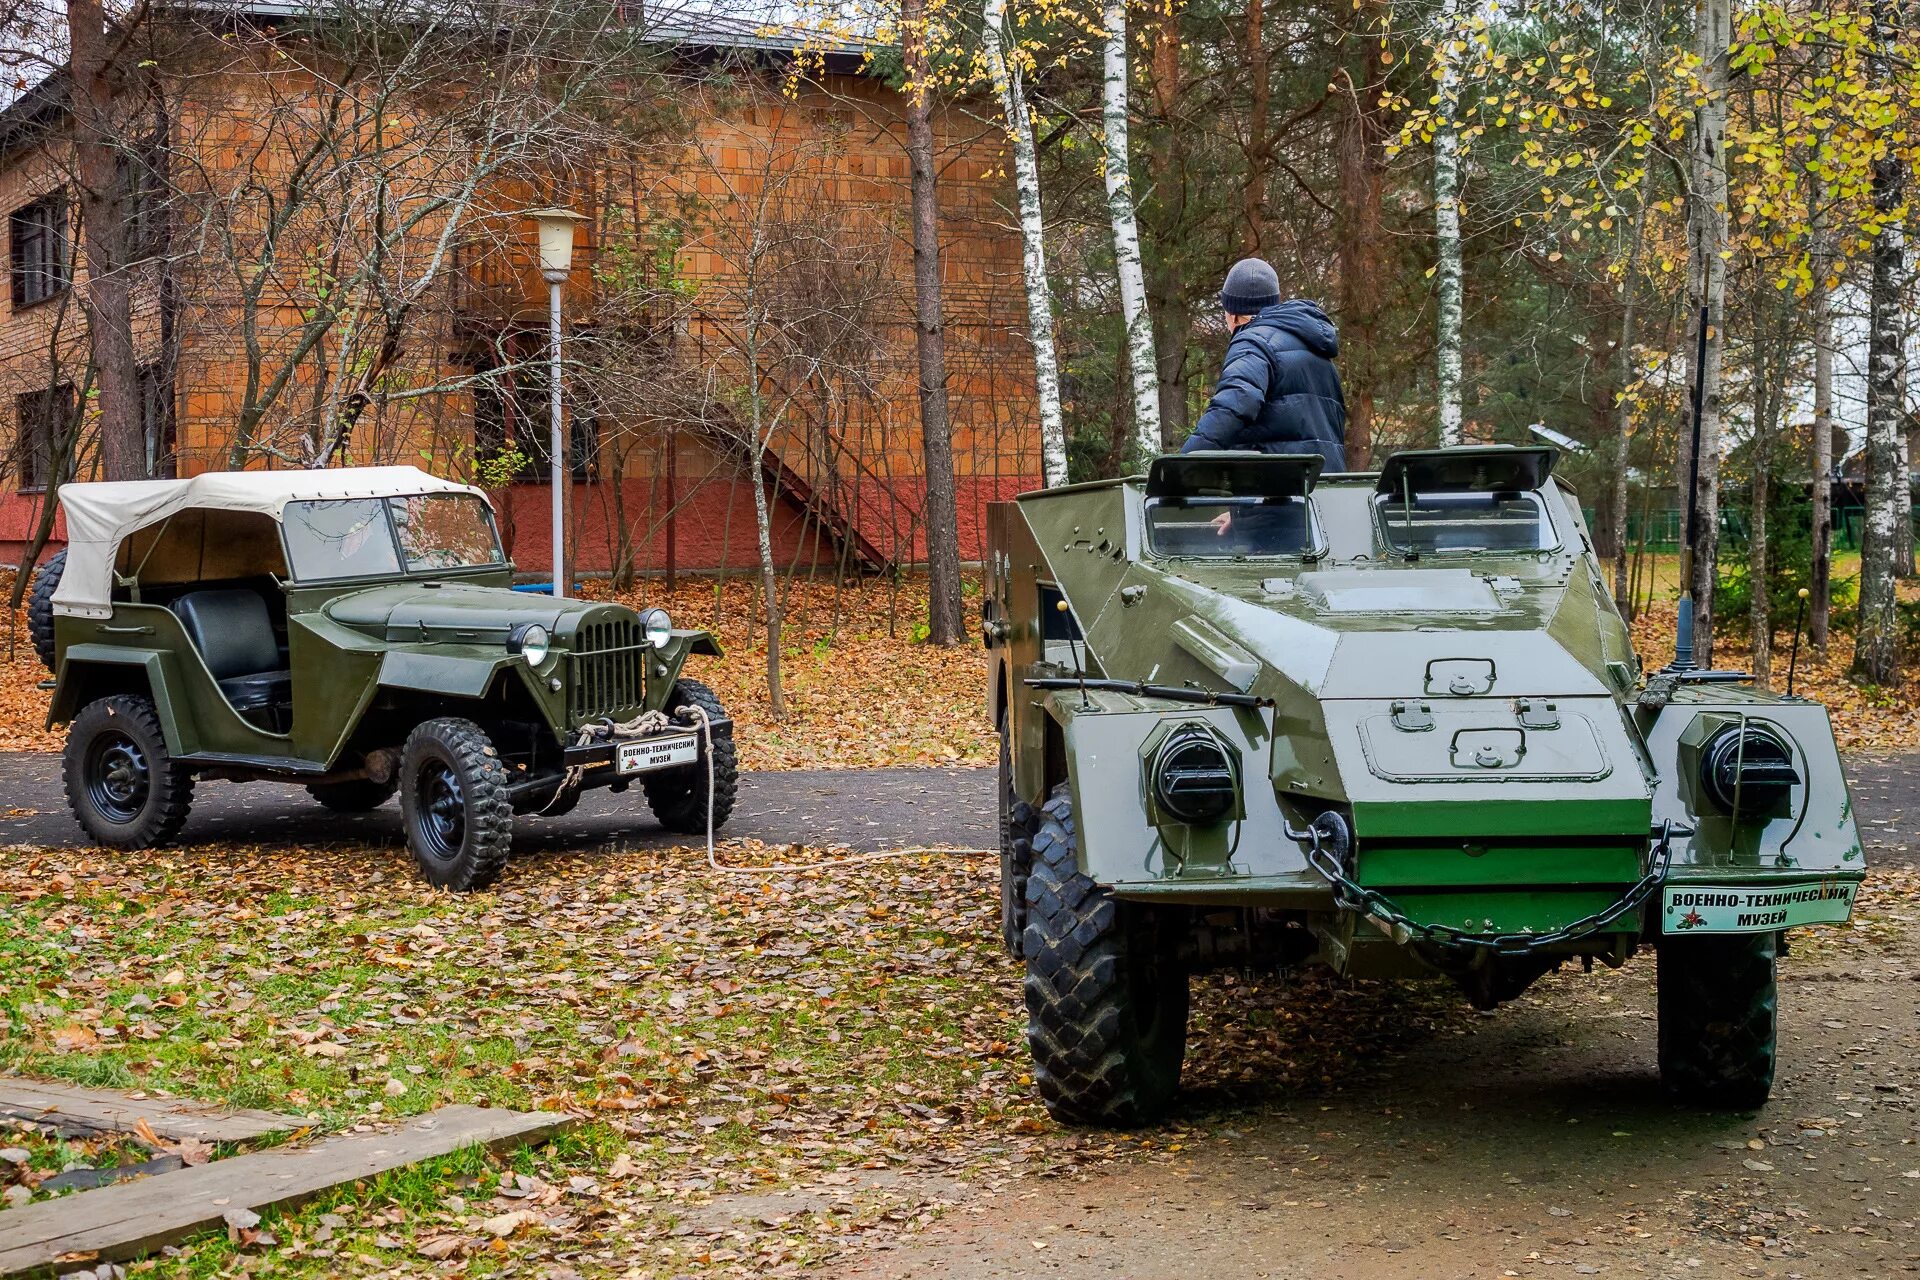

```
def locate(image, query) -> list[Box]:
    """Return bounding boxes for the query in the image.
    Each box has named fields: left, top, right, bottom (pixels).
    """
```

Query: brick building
left=0, top=5, right=1041, bottom=574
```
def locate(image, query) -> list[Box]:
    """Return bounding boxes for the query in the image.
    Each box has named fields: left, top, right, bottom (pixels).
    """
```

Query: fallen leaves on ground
left=0, top=836, right=1475, bottom=1275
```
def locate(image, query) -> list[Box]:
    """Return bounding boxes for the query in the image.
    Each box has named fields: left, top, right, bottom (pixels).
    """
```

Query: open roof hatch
left=1375, top=445, right=1557, bottom=496
left=1146, top=451, right=1324, bottom=501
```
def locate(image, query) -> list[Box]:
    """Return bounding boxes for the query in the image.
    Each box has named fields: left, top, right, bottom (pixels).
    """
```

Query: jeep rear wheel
left=398, top=718, right=512, bottom=892
left=1023, top=782, right=1189, bottom=1126
left=641, top=679, right=737, bottom=834
left=64, top=694, right=194, bottom=848
left=306, top=776, right=399, bottom=813
left=1657, top=931, right=1778, bottom=1110
left=998, top=710, right=1037, bottom=958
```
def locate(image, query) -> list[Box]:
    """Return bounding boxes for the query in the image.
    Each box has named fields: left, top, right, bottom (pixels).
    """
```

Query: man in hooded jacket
left=1181, top=258, right=1348, bottom=471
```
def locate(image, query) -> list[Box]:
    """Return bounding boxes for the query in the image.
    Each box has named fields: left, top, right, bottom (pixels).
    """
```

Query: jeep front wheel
left=398, top=718, right=512, bottom=891
left=998, top=710, right=1036, bottom=958
left=1023, top=781, right=1189, bottom=1126
left=1657, top=931, right=1778, bottom=1110
left=64, top=694, right=194, bottom=848
left=641, top=679, right=738, bottom=834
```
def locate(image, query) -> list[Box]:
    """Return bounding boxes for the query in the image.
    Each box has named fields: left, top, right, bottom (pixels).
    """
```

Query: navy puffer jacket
left=1182, top=300, right=1348, bottom=469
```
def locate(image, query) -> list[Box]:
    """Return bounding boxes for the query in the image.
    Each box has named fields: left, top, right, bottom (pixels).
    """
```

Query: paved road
left=0, top=755, right=997, bottom=854
left=0, top=749, right=1911, bottom=864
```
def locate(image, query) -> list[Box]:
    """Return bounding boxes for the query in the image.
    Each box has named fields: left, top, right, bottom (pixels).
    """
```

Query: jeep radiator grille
left=567, top=616, right=646, bottom=724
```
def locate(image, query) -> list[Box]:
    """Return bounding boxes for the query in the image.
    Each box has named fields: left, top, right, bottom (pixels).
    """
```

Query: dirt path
left=833, top=905, right=1920, bottom=1279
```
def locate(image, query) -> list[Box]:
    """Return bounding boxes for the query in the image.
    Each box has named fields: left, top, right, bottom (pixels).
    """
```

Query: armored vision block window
left=1143, top=450, right=1322, bottom=560
left=1373, top=445, right=1559, bottom=555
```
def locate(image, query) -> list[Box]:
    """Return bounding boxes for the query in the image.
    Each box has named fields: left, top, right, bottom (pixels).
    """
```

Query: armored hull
left=986, top=448, right=1863, bottom=1123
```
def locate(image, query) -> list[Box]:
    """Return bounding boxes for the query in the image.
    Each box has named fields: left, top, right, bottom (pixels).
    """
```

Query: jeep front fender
left=376, top=648, right=519, bottom=698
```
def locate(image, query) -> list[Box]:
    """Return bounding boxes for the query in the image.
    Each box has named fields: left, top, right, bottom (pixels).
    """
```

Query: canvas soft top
left=52, top=465, right=486, bottom=619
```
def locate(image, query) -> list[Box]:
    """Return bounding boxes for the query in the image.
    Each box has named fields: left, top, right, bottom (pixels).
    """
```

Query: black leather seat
left=171, top=589, right=291, bottom=714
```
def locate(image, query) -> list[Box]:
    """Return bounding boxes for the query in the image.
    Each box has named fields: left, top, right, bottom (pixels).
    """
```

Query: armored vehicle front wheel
left=997, top=711, right=1037, bottom=957
left=398, top=718, right=513, bottom=892
left=642, top=679, right=738, bottom=834
left=1657, top=931, right=1778, bottom=1110
left=1024, top=782, right=1189, bottom=1126
left=306, top=777, right=399, bottom=813
left=64, top=695, right=195, bottom=849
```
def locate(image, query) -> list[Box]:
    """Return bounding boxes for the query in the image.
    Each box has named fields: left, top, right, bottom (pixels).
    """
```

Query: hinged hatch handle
left=1425, top=657, right=1496, bottom=697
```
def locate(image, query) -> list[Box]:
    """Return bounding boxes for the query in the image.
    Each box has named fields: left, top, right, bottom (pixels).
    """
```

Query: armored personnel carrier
left=985, top=447, right=1863, bottom=1124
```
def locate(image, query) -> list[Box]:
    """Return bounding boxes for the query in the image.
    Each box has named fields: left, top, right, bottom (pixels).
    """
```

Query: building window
left=10, top=194, right=69, bottom=308
left=120, top=142, right=168, bottom=261
left=16, top=383, right=75, bottom=491
left=140, top=363, right=175, bottom=478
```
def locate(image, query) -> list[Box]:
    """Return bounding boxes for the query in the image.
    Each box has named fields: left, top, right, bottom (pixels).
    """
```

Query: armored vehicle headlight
left=1700, top=725, right=1799, bottom=816
left=509, top=622, right=551, bottom=666
left=1151, top=724, right=1239, bottom=825
left=640, top=608, right=673, bottom=649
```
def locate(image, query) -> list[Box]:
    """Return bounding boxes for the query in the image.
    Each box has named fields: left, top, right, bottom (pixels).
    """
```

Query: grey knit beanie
left=1219, top=258, right=1281, bottom=314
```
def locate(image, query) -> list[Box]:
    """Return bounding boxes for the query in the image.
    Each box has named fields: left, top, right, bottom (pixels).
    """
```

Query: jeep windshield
left=282, top=494, right=503, bottom=581
left=1374, top=490, right=1554, bottom=555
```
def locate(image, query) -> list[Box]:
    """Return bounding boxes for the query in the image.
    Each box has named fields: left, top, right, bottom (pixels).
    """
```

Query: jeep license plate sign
left=1662, top=881, right=1856, bottom=934
left=616, top=734, right=699, bottom=775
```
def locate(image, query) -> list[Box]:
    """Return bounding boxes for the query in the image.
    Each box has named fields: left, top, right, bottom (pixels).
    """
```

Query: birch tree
left=1432, top=0, right=1465, bottom=448
left=981, top=0, right=1067, bottom=485
left=1853, top=0, right=1906, bottom=683
left=1099, top=0, right=1160, bottom=461
left=1809, top=189, right=1834, bottom=657
left=1683, top=0, right=1731, bottom=667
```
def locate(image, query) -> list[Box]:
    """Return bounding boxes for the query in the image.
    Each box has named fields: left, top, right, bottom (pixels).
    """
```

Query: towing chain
left=1295, top=816, right=1680, bottom=957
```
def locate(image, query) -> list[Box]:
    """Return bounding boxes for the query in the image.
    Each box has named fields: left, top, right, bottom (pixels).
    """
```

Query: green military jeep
left=30, top=466, right=736, bottom=889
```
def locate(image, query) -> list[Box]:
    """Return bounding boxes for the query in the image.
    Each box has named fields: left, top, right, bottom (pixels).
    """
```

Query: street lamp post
left=528, top=207, right=587, bottom=598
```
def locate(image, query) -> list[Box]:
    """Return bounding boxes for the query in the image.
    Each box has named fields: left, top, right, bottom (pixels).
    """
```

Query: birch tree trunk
left=903, top=0, right=966, bottom=646
left=1810, top=192, right=1834, bottom=658
left=743, top=323, right=786, bottom=718
left=982, top=0, right=1067, bottom=486
left=1854, top=0, right=1906, bottom=683
left=1432, top=0, right=1465, bottom=448
left=1683, top=0, right=1731, bottom=668
left=1100, top=0, right=1161, bottom=460
left=1610, top=187, right=1652, bottom=615
left=68, top=0, right=144, bottom=480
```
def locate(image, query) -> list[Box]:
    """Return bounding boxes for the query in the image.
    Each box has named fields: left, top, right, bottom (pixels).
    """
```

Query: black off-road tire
left=641, top=679, right=737, bottom=835
left=398, top=718, right=513, bottom=892
left=1023, top=782, right=1189, bottom=1126
left=305, top=776, right=399, bottom=813
left=63, top=694, right=194, bottom=849
left=998, top=712, right=1037, bottom=957
left=1657, top=931, right=1778, bottom=1110
left=27, top=548, right=66, bottom=673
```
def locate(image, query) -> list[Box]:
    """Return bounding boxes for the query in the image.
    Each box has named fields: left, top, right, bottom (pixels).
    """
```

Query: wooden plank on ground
left=0, top=1104, right=571, bottom=1277
left=0, top=1077, right=302, bottom=1143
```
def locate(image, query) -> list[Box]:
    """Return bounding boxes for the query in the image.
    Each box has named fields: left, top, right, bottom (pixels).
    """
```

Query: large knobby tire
left=1023, top=782, right=1189, bottom=1126
left=28, top=548, right=66, bottom=673
left=63, top=694, right=194, bottom=849
left=398, top=718, right=512, bottom=892
left=998, top=711, right=1037, bottom=958
left=642, top=679, right=738, bottom=835
left=1657, top=931, right=1778, bottom=1110
left=306, top=776, right=399, bottom=813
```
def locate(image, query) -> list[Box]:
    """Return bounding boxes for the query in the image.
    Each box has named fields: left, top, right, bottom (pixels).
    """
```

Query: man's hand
left=1210, top=511, right=1233, bottom=536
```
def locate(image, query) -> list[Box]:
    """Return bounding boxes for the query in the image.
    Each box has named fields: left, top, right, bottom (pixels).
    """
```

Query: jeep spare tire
left=27, top=548, right=66, bottom=673
left=398, top=717, right=513, bottom=891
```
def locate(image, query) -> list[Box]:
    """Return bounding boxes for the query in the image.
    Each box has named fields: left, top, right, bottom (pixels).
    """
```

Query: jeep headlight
left=509, top=622, right=551, bottom=666
left=640, top=608, right=673, bottom=649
